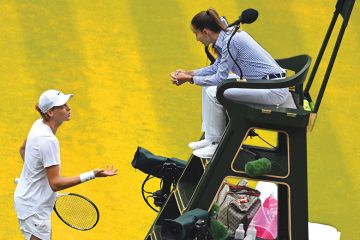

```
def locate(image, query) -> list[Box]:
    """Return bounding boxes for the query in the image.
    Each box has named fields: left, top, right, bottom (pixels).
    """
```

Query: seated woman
left=171, top=8, right=289, bottom=158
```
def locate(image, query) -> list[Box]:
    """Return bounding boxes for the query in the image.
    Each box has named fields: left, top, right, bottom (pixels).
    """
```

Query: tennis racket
left=15, top=178, right=99, bottom=230
left=54, top=193, right=99, bottom=231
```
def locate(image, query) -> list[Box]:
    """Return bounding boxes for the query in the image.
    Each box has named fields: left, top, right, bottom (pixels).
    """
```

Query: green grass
left=0, top=0, right=359, bottom=239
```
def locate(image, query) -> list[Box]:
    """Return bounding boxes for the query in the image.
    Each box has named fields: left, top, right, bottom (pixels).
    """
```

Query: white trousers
left=201, top=86, right=291, bottom=142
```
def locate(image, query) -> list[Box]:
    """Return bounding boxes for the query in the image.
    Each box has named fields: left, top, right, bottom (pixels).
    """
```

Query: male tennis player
left=14, top=89, right=118, bottom=240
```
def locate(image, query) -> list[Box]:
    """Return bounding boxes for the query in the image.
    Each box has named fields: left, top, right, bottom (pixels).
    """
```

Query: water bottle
left=246, top=222, right=257, bottom=240
left=234, top=223, right=245, bottom=239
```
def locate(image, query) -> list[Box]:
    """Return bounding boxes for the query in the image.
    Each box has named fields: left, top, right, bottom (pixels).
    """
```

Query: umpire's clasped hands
left=170, top=69, right=193, bottom=86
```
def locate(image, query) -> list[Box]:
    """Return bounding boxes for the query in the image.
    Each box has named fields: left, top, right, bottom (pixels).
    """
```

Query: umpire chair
left=145, top=0, right=356, bottom=239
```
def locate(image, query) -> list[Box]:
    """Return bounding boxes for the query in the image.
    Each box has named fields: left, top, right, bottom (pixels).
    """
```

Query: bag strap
left=216, top=182, right=261, bottom=207
left=227, top=183, right=261, bottom=197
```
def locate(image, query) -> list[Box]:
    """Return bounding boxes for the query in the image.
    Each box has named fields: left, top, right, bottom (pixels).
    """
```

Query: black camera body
left=161, top=208, right=210, bottom=240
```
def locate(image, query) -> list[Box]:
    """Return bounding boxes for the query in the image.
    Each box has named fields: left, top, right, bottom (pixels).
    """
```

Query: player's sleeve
left=39, top=137, right=61, bottom=167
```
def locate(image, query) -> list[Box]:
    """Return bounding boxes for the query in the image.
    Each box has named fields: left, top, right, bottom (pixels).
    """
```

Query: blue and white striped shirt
left=193, top=30, right=285, bottom=86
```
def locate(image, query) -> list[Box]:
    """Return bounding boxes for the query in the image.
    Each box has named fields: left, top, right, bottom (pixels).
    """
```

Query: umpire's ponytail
left=191, top=9, right=226, bottom=33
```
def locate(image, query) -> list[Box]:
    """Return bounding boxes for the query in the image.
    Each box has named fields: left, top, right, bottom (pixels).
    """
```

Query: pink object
left=250, top=195, right=278, bottom=240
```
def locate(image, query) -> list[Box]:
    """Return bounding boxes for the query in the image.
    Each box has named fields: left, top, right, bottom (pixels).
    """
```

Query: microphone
left=245, top=157, right=272, bottom=177
left=227, top=8, right=259, bottom=27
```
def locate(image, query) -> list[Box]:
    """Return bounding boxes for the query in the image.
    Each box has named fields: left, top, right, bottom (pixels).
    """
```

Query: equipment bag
left=216, top=182, right=261, bottom=235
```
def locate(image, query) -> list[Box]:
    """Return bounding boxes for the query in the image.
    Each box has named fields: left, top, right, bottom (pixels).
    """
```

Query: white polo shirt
left=14, top=119, right=60, bottom=220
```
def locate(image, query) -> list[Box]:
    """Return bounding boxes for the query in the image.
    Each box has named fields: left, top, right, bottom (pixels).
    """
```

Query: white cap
left=38, top=89, right=73, bottom=114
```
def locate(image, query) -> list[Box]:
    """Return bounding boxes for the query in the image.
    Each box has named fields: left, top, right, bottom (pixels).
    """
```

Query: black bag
left=216, top=182, right=261, bottom=235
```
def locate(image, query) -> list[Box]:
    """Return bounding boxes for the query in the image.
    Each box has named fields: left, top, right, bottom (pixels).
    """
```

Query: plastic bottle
left=234, top=223, right=245, bottom=239
left=246, top=222, right=257, bottom=240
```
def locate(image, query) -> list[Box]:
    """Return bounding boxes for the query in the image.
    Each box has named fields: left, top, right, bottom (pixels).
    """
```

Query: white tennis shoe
left=188, top=139, right=211, bottom=150
left=193, top=143, right=218, bottom=159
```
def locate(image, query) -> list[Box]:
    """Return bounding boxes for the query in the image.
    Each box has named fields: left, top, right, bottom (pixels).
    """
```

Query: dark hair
left=35, top=104, right=50, bottom=121
left=191, top=8, right=226, bottom=33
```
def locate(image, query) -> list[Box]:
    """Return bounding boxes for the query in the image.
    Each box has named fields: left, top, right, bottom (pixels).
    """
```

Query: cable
left=257, top=134, right=276, bottom=149
left=141, top=174, right=159, bottom=212
left=140, top=163, right=180, bottom=212
left=248, top=130, right=276, bottom=149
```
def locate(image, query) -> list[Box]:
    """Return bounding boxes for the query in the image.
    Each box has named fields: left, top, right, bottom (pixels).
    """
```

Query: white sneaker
left=188, top=139, right=211, bottom=150
left=193, top=143, right=218, bottom=159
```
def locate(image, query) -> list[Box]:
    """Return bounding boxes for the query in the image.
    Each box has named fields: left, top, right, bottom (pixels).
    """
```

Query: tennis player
left=14, top=89, right=118, bottom=240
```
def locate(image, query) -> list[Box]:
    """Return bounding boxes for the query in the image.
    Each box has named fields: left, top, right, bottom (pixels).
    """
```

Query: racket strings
left=54, top=194, right=99, bottom=230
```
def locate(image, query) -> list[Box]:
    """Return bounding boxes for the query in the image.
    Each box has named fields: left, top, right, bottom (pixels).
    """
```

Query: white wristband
left=80, top=170, right=95, bottom=183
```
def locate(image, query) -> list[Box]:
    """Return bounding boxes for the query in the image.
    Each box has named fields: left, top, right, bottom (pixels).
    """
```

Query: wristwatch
left=189, top=77, right=194, bottom=84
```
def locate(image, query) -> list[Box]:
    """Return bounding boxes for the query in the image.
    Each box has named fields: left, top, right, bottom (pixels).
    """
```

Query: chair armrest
left=217, top=54, right=311, bottom=104
left=217, top=77, right=298, bottom=104
left=221, top=76, right=299, bottom=89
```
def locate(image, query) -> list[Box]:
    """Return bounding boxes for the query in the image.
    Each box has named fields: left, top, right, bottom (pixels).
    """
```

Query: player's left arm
left=46, top=165, right=81, bottom=192
left=46, top=165, right=118, bottom=192
left=19, top=139, right=26, bottom=161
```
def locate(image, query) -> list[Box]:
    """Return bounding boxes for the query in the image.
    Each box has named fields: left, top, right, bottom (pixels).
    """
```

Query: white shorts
left=18, top=214, right=51, bottom=240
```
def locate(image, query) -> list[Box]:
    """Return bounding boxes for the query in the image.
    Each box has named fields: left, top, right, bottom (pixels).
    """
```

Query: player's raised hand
left=94, top=165, right=118, bottom=177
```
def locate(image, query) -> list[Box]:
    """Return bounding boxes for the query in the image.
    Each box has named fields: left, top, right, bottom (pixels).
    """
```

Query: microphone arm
left=226, top=8, right=258, bottom=80
left=227, top=19, right=241, bottom=28
left=227, top=25, right=243, bottom=79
